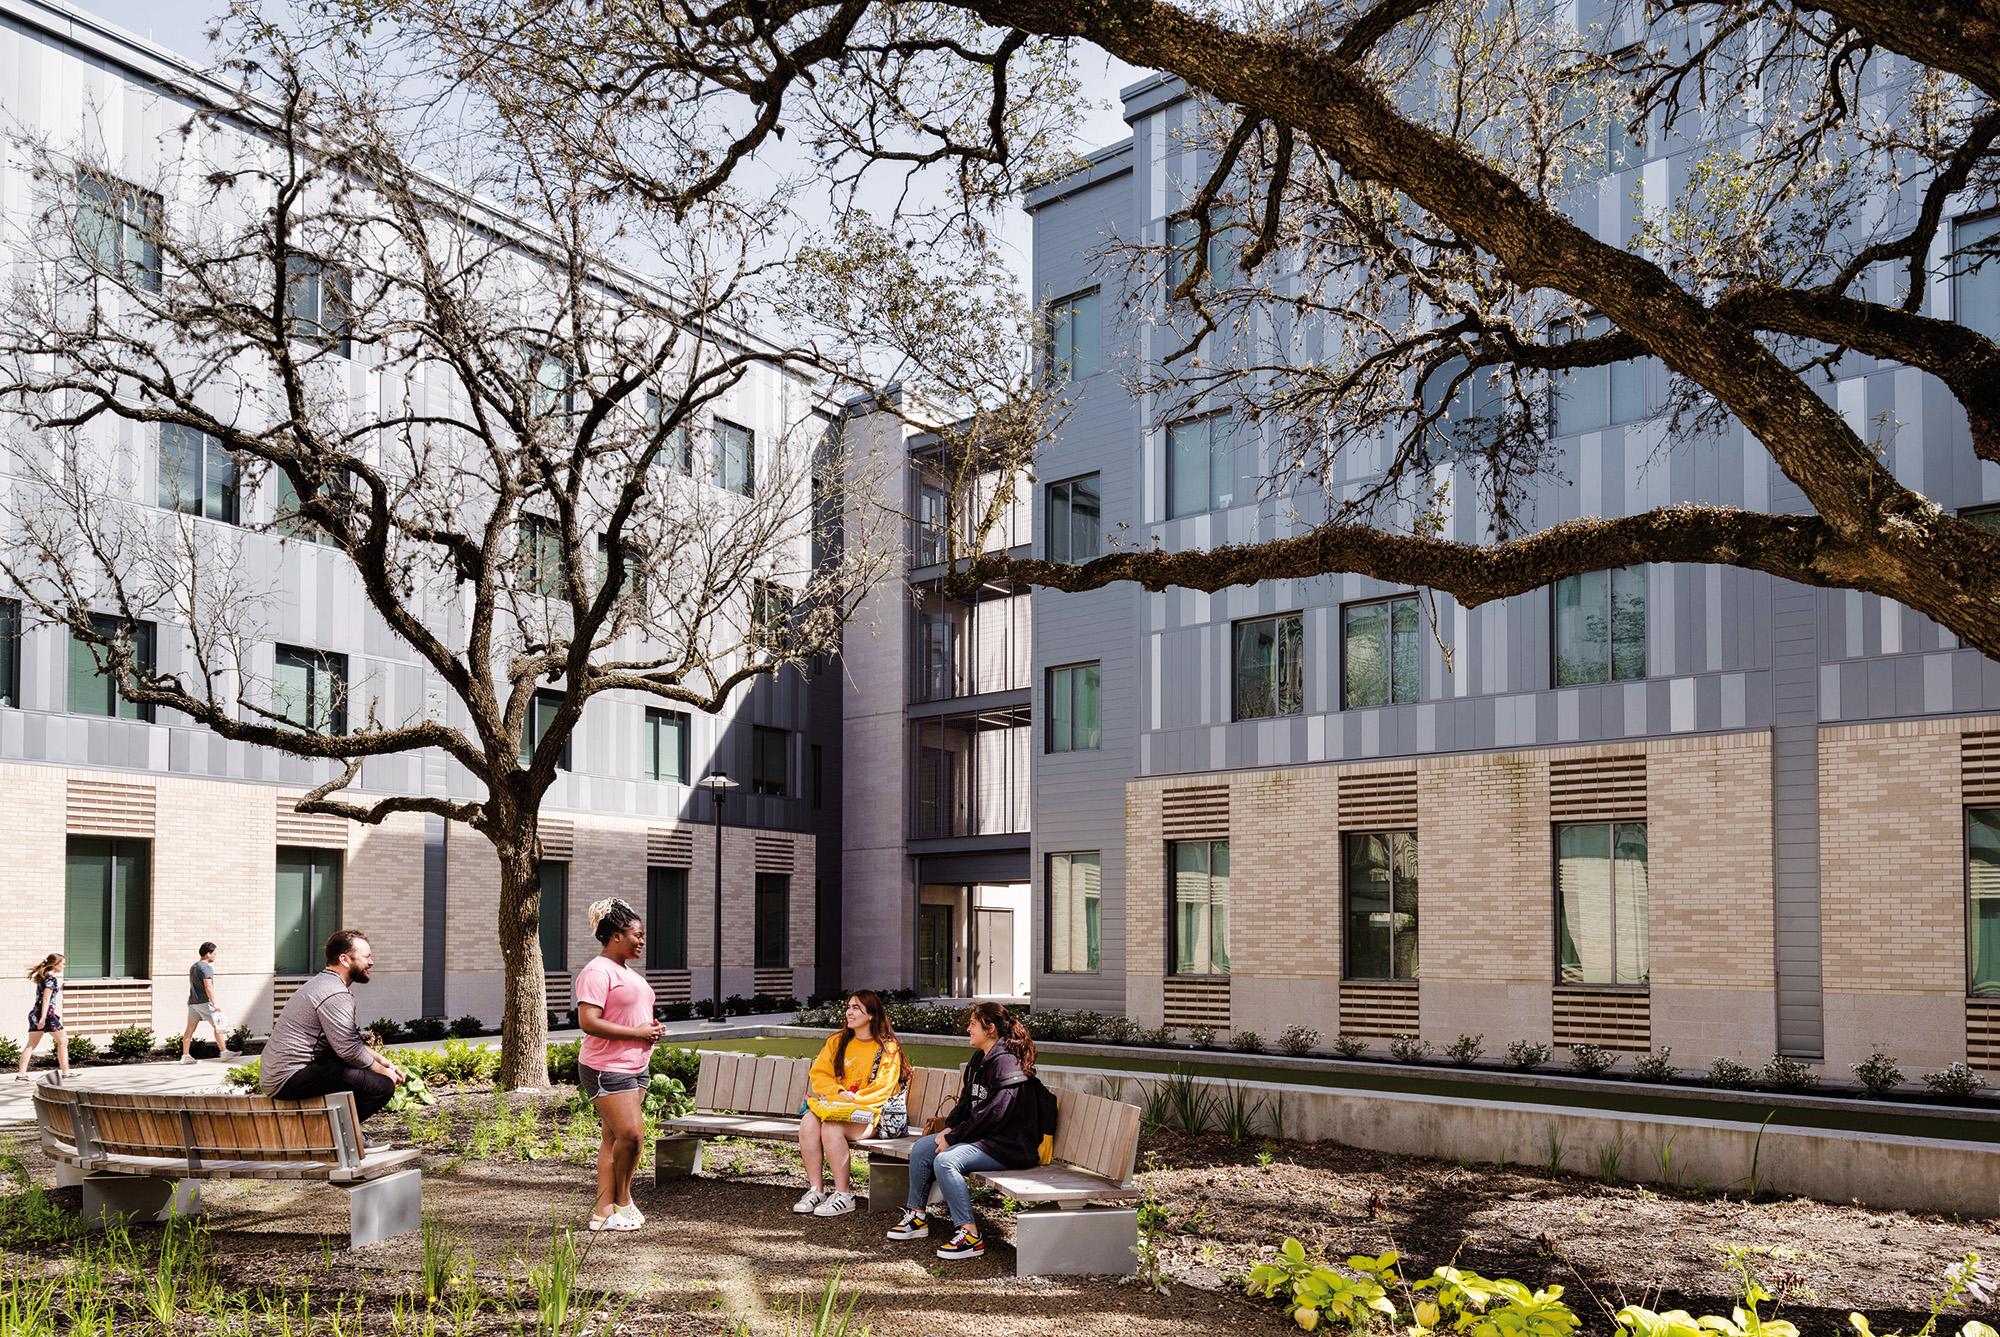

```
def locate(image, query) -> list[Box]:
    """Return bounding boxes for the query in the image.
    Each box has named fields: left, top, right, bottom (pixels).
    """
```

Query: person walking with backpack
left=14, top=954, right=68, bottom=1084
left=885, top=1001, right=1043, bottom=1260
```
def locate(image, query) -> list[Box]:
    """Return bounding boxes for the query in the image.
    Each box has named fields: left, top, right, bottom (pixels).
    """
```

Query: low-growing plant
left=1762, top=1053, right=1821, bottom=1093
left=1276, top=1024, right=1320, bottom=1056
left=1922, top=1062, right=1986, bottom=1100
left=657, top=1000, right=696, bottom=1022
left=1851, top=1049, right=1905, bottom=1098
left=1216, top=1082, right=1261, bottom=1142
left=1160, top=1067, right=1213, bottom=1134
left=225, top=1057, right=260, bottom=1088
left=546, top=1040, right=582, bottom=1085
left=1445, top=1033, right=1485, bottom=1065
left=66, top=1034, right=97, bottom=1064
left=448, top=1015, right=484, bottom=1039
left=0, top=1037, right=19, bottom=1067
left=1388, top=1033, right=1433, bottom=1064
left=1230, top=1030, right=1266, bottom=1054
left=1330, top=1034, right=1370, bottom=1059
left=405, top=1017, right=449, bottom=1042
left=650, top=1044, right=702, bottom=1088
left=1506, top=1039, right=1550, bottom=1071
left=1185, top=1024, right=1217, bottom=1049
left=1100, top=1015, right=1138, bottom=1044
left=369, top=1017, right=406, bottom=1045
left=1135, top=1024, right=1175, bottom=1047
left=1139, top=1080, right=1175, bottom=1134
left=1566, top=1043, right=1617, bottom=1078
left=108, top=1025, right=156, bottom=1061
left=1705, top=1057, right=1756, bottom=1090
left=1630, top=1049, right=1678, bottom=1084
left=227, top=1022, right=253, bottom=1051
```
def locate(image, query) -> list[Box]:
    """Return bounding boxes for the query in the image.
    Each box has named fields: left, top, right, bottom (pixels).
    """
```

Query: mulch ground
left=5, top=1089, right=1996, bottom=1335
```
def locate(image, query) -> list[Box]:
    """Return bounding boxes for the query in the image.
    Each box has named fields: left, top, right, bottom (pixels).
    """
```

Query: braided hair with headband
left=967, top=1000, right=1036, bottom=1074
left=587, top=898, right=641, bottom=945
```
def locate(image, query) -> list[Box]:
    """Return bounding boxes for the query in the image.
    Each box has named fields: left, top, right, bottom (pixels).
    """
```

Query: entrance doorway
left=918, top=904, right=955, bottom=996
left=975, top=908, right=1014, bottom=997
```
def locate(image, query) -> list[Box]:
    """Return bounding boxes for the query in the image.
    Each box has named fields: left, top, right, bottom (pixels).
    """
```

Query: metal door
left=919, top=904, right=954, bottom=996
left=975, top=908, right=1014, bottom=997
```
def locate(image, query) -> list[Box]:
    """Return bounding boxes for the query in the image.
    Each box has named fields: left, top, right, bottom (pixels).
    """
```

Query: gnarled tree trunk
left=492, top=824, right=551, bottom=1091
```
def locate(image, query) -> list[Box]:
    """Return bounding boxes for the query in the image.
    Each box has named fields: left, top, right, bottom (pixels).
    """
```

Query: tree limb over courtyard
left=395, top=0, right=2000, bottom=657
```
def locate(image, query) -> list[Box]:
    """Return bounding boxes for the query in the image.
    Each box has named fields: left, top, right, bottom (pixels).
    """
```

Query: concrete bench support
left=1013, top=1204, right=1138, bottom=1277
left=82, top=1172, right=202, bottom=1226
left=863, top=1155, right=943, bottom=1215
left=339, top=1168, right=422, bottom=1249
left=654, top=1134, right=706, bottom=1180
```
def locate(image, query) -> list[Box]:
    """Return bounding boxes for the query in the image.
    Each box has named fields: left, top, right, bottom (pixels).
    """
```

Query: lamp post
left=697, top=773, right=738, bottom=1023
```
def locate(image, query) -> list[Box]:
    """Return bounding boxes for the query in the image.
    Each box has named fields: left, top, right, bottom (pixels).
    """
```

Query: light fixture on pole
left=697, top=773, right=738, bottom=1023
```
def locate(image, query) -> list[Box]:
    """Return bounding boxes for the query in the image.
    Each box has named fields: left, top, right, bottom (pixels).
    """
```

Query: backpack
left=1023, top=1074, right=1060, bottom=1166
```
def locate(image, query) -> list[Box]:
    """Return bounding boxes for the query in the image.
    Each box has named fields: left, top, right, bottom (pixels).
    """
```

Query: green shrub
left=1705, top=1057, right=1756, bottom=1090
left=66, top=1034, right=98, bottom=1064
left=723, top=994, right=750, bottom=1017
left=1922, top=1062, right=1986, bottom=1100
left=547, top=1040, right=582, bottom=1085
left=109, top=1025, right=156, bottom=1061
left=405, top=1017, right=449, bottom=1042
left=1505, top=1040, right=1550, bottom=1071
left=368, top=1018, right=406, bottom=1045
left=649, top=1045, right=701, bottom=1088
left=1445, top=1033, right=1485, bottom=1065
left=227, top=1022, right=253, bottom=1051
left=225, top=1058, right=260, bottom=1088
left=1329, top=1034, right=1369, bottom=1059
left=1850, top=1048, right=1904, bottom=1097
left=1388, top=1033, right=1433, bottom=1064
left=1100, top=1016, right=1138, bottom=1044
left=657, top=1001, right=695, bottom=1023
left=1276, top=1024, right=1320, bottom=1056
left=0, top=1036, right=20, bottom=1067
left=1185, top=1024, right=1218, bottom=1049
left=1229, top=1030, right=1266, bottom=1054
left=1629, top=1049, right=1678, bottom=1084
left=1762, top=1053, right=1820, bottom=1093
left=448, top=1015, right=485, bottom=1038
left=1566, top=1043, right=1617, bottom=1078
left=1134, top=1024, right=1175, bottom=1047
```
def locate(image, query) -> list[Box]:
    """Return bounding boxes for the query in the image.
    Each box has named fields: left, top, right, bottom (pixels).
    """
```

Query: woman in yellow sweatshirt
left=794, top=990, right=906, bottom=1217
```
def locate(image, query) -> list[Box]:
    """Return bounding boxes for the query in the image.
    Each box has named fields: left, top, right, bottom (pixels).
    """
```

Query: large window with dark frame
left=754, top=873, right=789, bottom=969
left=517, top=515, right=566, bottom=598
left=1047, top=475, right=1100, bottom=565
left=539, top=861, right=569, bottom=975
left=1345, top=831, right=1418, bottom=980
left=646, top=866, right=689, bottom=971
left=1171, top=839, right=1230, bottom=977
left=275, top=847, right=343, bottom=976
left=751, top=725, right=789, bottom=797
left=1047, top=663, right=1100, bottom=753
left=1047, top=851, right=1101, bottom=973
left=285, top=257, right=352, bottom=357
left=1343, top=596, right=1419, bottom=708
left=0, top=598, right=18, bottom=708
left=1556, top=822, right=1649, bottom=986
left=1234, top=613, right=1303, bottom=720
left=523, top=343, right=572, bottom=418
left=644, top=708, right=689, bottom=784
left=159, top=423, right=241, bottom=524
left=520, top=690, right=571, bottom=770
left=69, top=615, right=155, bottom=721
left=1046, top=290, right=1101, bottom=382
left=713, top=420, right=754, bottom=496
left=75, top=169, right=162, bottom=293
left=274, top=646, right=348, bottom=736
left=1552, top=315, right=1649, bottom=434
left=1970, top=809, right=2000, bottom=997
left=1167, top=215, right=1234, bottom=298
left=1167, top=411, right=1233, bottom=518
left=1554, top=567, right=1646, bottom=685
left=66, top=837, right=151, bottom=979
left=1955, top=214, right=1999, bottom=344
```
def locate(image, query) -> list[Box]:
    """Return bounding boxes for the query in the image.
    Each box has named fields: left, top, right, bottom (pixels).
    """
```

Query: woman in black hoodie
left=884, top=1001, right=1039, bottom=1260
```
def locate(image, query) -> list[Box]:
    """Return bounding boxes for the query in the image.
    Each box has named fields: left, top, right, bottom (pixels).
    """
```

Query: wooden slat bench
left=32, top=1084, right=422, bottom=1247
left=657, top=1050, right=1145, bottom=1276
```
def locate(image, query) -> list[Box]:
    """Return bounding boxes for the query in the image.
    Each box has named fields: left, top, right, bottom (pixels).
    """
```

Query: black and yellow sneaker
left=935, top=1225, right=984, bottom=1260
left=884, top=1208, right=931, bottom=1241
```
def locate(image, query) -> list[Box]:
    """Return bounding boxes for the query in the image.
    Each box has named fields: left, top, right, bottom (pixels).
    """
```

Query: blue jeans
left=905, top=1136, right=1004, bottom=1227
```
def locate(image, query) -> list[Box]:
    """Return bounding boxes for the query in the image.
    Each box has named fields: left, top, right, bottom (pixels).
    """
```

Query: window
left=520, top=690, right=571, bottom=770
left=751, top=580, right=792, bottom=649
left=1963, top=505, right=2000, bottom=533
left=647, top=866, right=689, bottom=970
left=1562, top=63, right=1643, bottom=183
left=912, top=707, right=1031, bottom=837
left=1171, top=839, right=1230, bottom=976
left=275, top=847, right=343, bottom=976
left=754, top=873, right=789, bottom=968
left=1167, top=215, right=1233, bottom=297
left=285, top=258, right=352, bottom=357
left=1553, top=315, right=1649, bottom=434
left=644, top=708, right=690, bottom=784
left=1047, top=475, right=1101, bottom=565
left=539, top=861, right=568, bottom=975
left=1972, top=810, right=2000, bottom=996
left=159, top=423, right=240, bottom=524
left=751, top=725, right=789, bottom=797
left=517, top=515, right=566, bottom=597
left=1421, top=354, right=1504, bottom=453
left=75, top=170, right=162, bottom=293
left=1344, top=596, right=1419, bottom=708
left=1554, top=567, right=1646, bottom=685
left=596, top=534, right=641, bottom=598
left=917, top=485, right=947, bottom=566
left=69, top=615, right=155, bottom=720
left=1047, top=663, right=1101, bottom=752
left=811, top=744, right=824, bottom=809
left=644, top=393, right=694, bottom=474
left=1167, top=411, right=1233, bottom=518
left=1234, top=613, right=1303, bottom=720
left=273, top=646, right=348, bottom=735
left=1046, top=290, right=1101, bottom=382
left=1956, top=214, right=2000, bottom=344
left=1047, top=851, right=1101, bottom=973
left=0, top=598, right=18, bottom=708
left=274, top=469, right=354, bottom=545
left=1345, top=831, right=1418, bottom=979
left=65, top=837, right=150, bottom=979
left=523, top=343, right=572, bottom=418
left=713, top=420, right=754, bottom=497
left=1557, top=822, right=1649, bottom=986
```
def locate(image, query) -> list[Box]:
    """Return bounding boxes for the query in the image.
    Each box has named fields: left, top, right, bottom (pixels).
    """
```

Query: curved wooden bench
left=32, top=1084, right=421, bottom=1247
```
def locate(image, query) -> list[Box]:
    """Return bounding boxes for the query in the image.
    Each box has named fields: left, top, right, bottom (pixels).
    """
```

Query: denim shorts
left=579, top=1063, right=647, bottom=1099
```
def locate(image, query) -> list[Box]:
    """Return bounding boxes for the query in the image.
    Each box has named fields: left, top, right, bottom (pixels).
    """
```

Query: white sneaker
left=812, top=1191, right=856, bottom=1218
left=616, top=1204, right=645, bottom=1227
left=791, top=1189, right=825, bottom=1215
left=179, top=1055, right=197, bottom=1065
left=586, top=1210, right=639, bottom=1233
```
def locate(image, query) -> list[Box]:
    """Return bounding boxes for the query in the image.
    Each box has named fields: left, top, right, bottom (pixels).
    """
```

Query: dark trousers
left=273, top=1056, right=395, bottom=1122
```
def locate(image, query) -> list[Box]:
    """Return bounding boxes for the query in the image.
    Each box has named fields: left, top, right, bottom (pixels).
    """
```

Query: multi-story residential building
left=1022, top=72, right=2000, bottom=1075
left=0, top=0, right=836, bottom=1040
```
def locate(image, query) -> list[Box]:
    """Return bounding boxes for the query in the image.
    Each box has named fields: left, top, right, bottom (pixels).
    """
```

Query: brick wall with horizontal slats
left=753, top=837, right=794, bottom=874
left=1552, top=988, right=1651, bottom=1051
left=753, top=968, right=794, bottom=997
left=1338, top=772, right=1417, bottom=830
left=58, top=980, right=153, bottom=1034
left=66, top=778, right=156, bottom=837
left=1969, top=999, right=2000, bottom=1067
left=647, top=970, right=692, bottom=1003
left=538, top=819, right=574, bottom=861
left=1549, top=755, right=1647, bottom=822
left=1162, top=975, right=1230, bottom=1029
left=1962, top=732, right=2000, bottom=803
left=648, top=827, right=694, bottom=867
left=275, top=795, right=348, bottom=848
left=1339, top=980, right=1420, bottom=1037
left=1161, top=785, right=1228, bottom=840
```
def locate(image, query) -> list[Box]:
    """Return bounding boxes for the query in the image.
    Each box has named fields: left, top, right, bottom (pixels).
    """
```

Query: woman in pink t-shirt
left=575, top=897, right=664, bottom=1232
